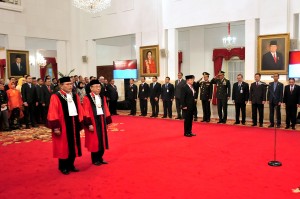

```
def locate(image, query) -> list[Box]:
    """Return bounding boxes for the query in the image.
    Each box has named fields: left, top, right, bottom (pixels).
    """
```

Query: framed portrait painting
left=7, top=50, right=30, bottom=78
left=139, top=45, right=160, bottom=77
left=257, top=33, right=290, bottom=75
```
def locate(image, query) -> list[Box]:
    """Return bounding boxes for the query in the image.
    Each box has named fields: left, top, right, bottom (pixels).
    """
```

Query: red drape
left=0, top=59, right=6, bottom=79
left=178, top=51, right=183, bottom=72
left=212, top=47, right=245, bottom=105
left=40, top=57, right=57, bottom=80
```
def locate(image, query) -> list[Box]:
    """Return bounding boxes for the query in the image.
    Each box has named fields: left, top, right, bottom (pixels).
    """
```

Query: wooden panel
left=96, top=65, right=114, bottom=81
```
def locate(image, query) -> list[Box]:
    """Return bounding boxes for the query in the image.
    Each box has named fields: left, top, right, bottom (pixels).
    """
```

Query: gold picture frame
left=257, top=33, right=290, bottom=75
left=139, top=45, right=160, bottom=77
left=7, top=49, right=30, bottom=78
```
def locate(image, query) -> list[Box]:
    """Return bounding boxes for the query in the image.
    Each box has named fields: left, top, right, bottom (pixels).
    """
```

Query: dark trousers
left=252, top=103, right=264, bottom=125
left=235, top=102, right=246, bottom=123
left=201, top=100, right=211, bottom=121
left=24, top=103, right=36, bottom=126
left=175, top=98, right=182, bottom=118
left=286, top=105, right=297, bottom=127
left=35, top=103, right=44, bottom=124
left=9, top=108, right=21, bottom=130
left=58, top=155, right=75, bottom=171
left=91, top=149, right=105, bottom=163
left=139, top=98, right=148, bottom=116
left=150, top=98, right=159, bottom=116
left=109, top=100, right=117, bottom=114
left=0, top=110, right=9, bottom=130
left=193, top=101, right=198, bottom=119
left=269, top=102, right=281, bottom=125
left=129, top=99, right=136, bottom=115
left=43, top=105, right=49, bottom=123
left=183, top=109, right=194, bottom=134
left=163, top=100, right=172, bottom=117
left=217, top=99, right=228, bottom=122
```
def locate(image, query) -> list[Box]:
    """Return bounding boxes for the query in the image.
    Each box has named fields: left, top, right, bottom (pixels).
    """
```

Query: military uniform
left=211, top=72, right=231, bottom=123
left=199, top=78, right=213, bottom=122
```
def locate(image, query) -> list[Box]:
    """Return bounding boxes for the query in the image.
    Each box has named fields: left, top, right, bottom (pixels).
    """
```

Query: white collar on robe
left=66, top=93, right=78, bottom=116
left=94, top=94, right=104, bottom=115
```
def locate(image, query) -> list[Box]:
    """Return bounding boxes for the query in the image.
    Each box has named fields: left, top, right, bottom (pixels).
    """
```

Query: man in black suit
left=35, top=78, right=44, bottom=124
left=99, top=76, right=108, bottom=97
left=174, top=72, right=186, bottom=119
left=181, top=75, right=196, bottom=137
left=161, top=77, right=174, bottom=118
left=249, top=73, right=267, bottom=127
left=10, top=55, right=27, bottom=76
left=85, top=76, right=96, bottom=94
left=262, top=40, right=284, bottom=71
left=267, top=73, right=284, bottom=128
left=149, top=76, right=161, bottom=117
left=138, top=77, right=149, bottom=116
left=41, top=78, right=53, bottom=122
left=232, top=74, right=249, bottom=125
left=198, top=72, right=213, bottom=122
left=192, top=79, right=200, bottom=121
left=211, top=71, right=231, bottom=124
left=127, top=78, right=137, bottom=116
left=106, top=79, right=119, bottom=115
left=283, top=78, right=300, bottom=130
left=21, top=75, right=38, bottom=129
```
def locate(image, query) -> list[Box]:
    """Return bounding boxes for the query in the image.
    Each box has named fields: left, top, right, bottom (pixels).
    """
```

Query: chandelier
left=222, top=23, right=236, bottom=50
left=36, top=52, right=46, bottom=67
left=73, top=0, right=111, bottom=14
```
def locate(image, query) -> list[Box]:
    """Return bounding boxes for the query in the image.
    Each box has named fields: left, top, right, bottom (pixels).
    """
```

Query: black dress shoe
left=150, top=115, right=155, bottom=117
left=251, top=124, right=257, bottom=127
left=189, top=133, right=196, bottom=136
left=32, top=124, right=38, bottom=128
left=168, top=116, right=172, bottom=119
left=60, top=169, right=70, bottom=175
left=184, top=133, right=192, bottom=137
left=193, top=118, right=197, bottom=121
left=201, top=120, right=205, bottom=122
left=222, top=121, right=226, bottom=124
left=268, top=124, right=274, bottom=128
left=292, top=126, right=296, bottom=130
left=285, top=126, right=290, bottom=129
left=259, top=124, right=263, bottom=127
left=217, top=121, right=223, bottom=124
left=242, top=122, right=246, bottom=125
left=162, top=116, right=167, bottom=118
left=25, top=125, right=30, bottom=129
left=276, top=125, right=281, bottom=128
left=206, top=120, right=210, bottom=123
left=93, top=162, right=101, bottom=166
left=101, top=161, right=108, bottom=164
left=234, top=122, right=240, bottom=125
left=70, top=167, right=79, bottom=172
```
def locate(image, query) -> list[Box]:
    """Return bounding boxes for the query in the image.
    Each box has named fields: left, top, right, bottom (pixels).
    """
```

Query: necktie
left=273, top=54, right=277, bottom=63
left=274, top=83, right=277, bottom=91
left=178, top=80, right=181, bottom=84
left=153, top=83, right=156, bottom=87
left=291, top=86, right=294, bottom=93
left=48, top=86, right=51, bottom=92
left=29, top=83, right=31, bottom=88
left=17, top=63, right=20, bottom=71
left=256, top=82, right=258, bottom=87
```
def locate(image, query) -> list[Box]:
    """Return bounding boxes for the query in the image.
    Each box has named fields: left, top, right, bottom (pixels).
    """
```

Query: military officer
left=198, top=72, right=213, bottom=122
left=211, top=71, right=231, bottom=124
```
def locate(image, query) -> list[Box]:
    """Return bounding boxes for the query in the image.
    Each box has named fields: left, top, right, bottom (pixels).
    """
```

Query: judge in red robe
left=47, top=76, right=84, bottom=175
left=83, top=80, right=112, bottom=166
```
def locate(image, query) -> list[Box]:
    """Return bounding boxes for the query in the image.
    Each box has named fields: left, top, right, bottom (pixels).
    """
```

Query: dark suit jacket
left=149, top=82, right=161, bottom=99
left=249, top=82, right=267, bottom=104
left=262, top=51, right=284, bottom=70
left=100, top=83, right=108, bottom=97
left=193, top=82, right=199, bottom=100
left=0, top=90, right=8, bottom=107
left=283, top=85, right=300, bottom=106
left=198, top=81, right=213, bottom=101
left=127, top=84, right=137, bottom=100
left=267, top=82, right=284, bottom=104
left=85, top=83, right=91, bottom=94
left=41, top=85, right=53, bottom=106
left=161, top=83, right=174, bottom=101
left=174, top=79, right=186, bottom=99
left=180, top=84, right=195, bottom=110
left=36, top=85, right=43, bottom=104
left=211, top=78, right=231, bottom=99
left=232, top=82, right=249, bottom=103
left=138, top=83, right=149, bottom=99
left=21, top=83, right=37, bottom=104
left=10, top=62, right=26, bottom=76
left=106, top=84, right=119, bottom=101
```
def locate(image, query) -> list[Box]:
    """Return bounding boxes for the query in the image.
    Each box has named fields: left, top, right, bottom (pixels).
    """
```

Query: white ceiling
left=95, top=34, right=135, bottom=46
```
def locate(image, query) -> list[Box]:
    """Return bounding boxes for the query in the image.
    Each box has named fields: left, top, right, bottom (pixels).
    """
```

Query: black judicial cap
left=59, top=76, right=71, bottom=84
left=202, top=72, right=210, bottom=76
left=218, top=71, right=225, bottom=75
left=185, top=75, right=195, bottom=80
left=270, top=40, right=277, bottom=45
left=90, top=80, right=101, bottom=86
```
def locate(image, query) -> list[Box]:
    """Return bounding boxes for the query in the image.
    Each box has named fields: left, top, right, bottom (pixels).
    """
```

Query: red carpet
left=1, top=116, right=300, bottom=199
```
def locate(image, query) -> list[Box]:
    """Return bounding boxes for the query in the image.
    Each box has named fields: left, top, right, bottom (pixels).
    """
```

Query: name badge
left=131, top=89, right=133, bottom=92
left=167, top=89, right=169, bottom=93
left=142, top=89, right=144, bottom=92
left=240, top=89, right=243, bottom=94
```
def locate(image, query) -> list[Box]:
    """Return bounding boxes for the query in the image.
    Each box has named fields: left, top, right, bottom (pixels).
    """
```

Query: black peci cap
left=59, top=76, right=71, bottom=84
left=90, top=80, right=101, bottom=86
left=185, top=75, right=195, bottom=80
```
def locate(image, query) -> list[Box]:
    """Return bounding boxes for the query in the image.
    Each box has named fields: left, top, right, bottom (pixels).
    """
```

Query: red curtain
left=0, top=59, right=6, bottom=79
left=212, top=47, right=245, bottom=105
left=178, top=51, right=183, bottom=72
left=40, top=57, right=57, bottom=80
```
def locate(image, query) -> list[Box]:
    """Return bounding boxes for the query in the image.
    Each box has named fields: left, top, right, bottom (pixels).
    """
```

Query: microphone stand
left=268, top=104, right=282, bottom=167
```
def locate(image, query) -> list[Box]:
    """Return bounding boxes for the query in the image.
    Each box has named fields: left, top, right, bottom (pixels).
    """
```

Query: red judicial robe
left=47, top=91, right=84, bottom=159
left=83, top=94, right=111, bottom=153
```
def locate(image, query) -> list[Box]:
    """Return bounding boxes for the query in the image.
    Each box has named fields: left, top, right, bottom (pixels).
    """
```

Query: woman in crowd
left=77, top=81, right=86, bottom=104
left=6, top=82, right=23, bottom=129
left=16, top=77, right=25, bottom=92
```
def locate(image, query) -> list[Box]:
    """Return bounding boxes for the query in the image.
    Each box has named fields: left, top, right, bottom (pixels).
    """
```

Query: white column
left=56, top=40, right=68, bottom=76
left=135, top=32, right=142, bottom=79
left=245, top=19, right=258, bottom=81
left=87, top=39, right=97, bottom=77
left=167, top=28, right=178, bottom=80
